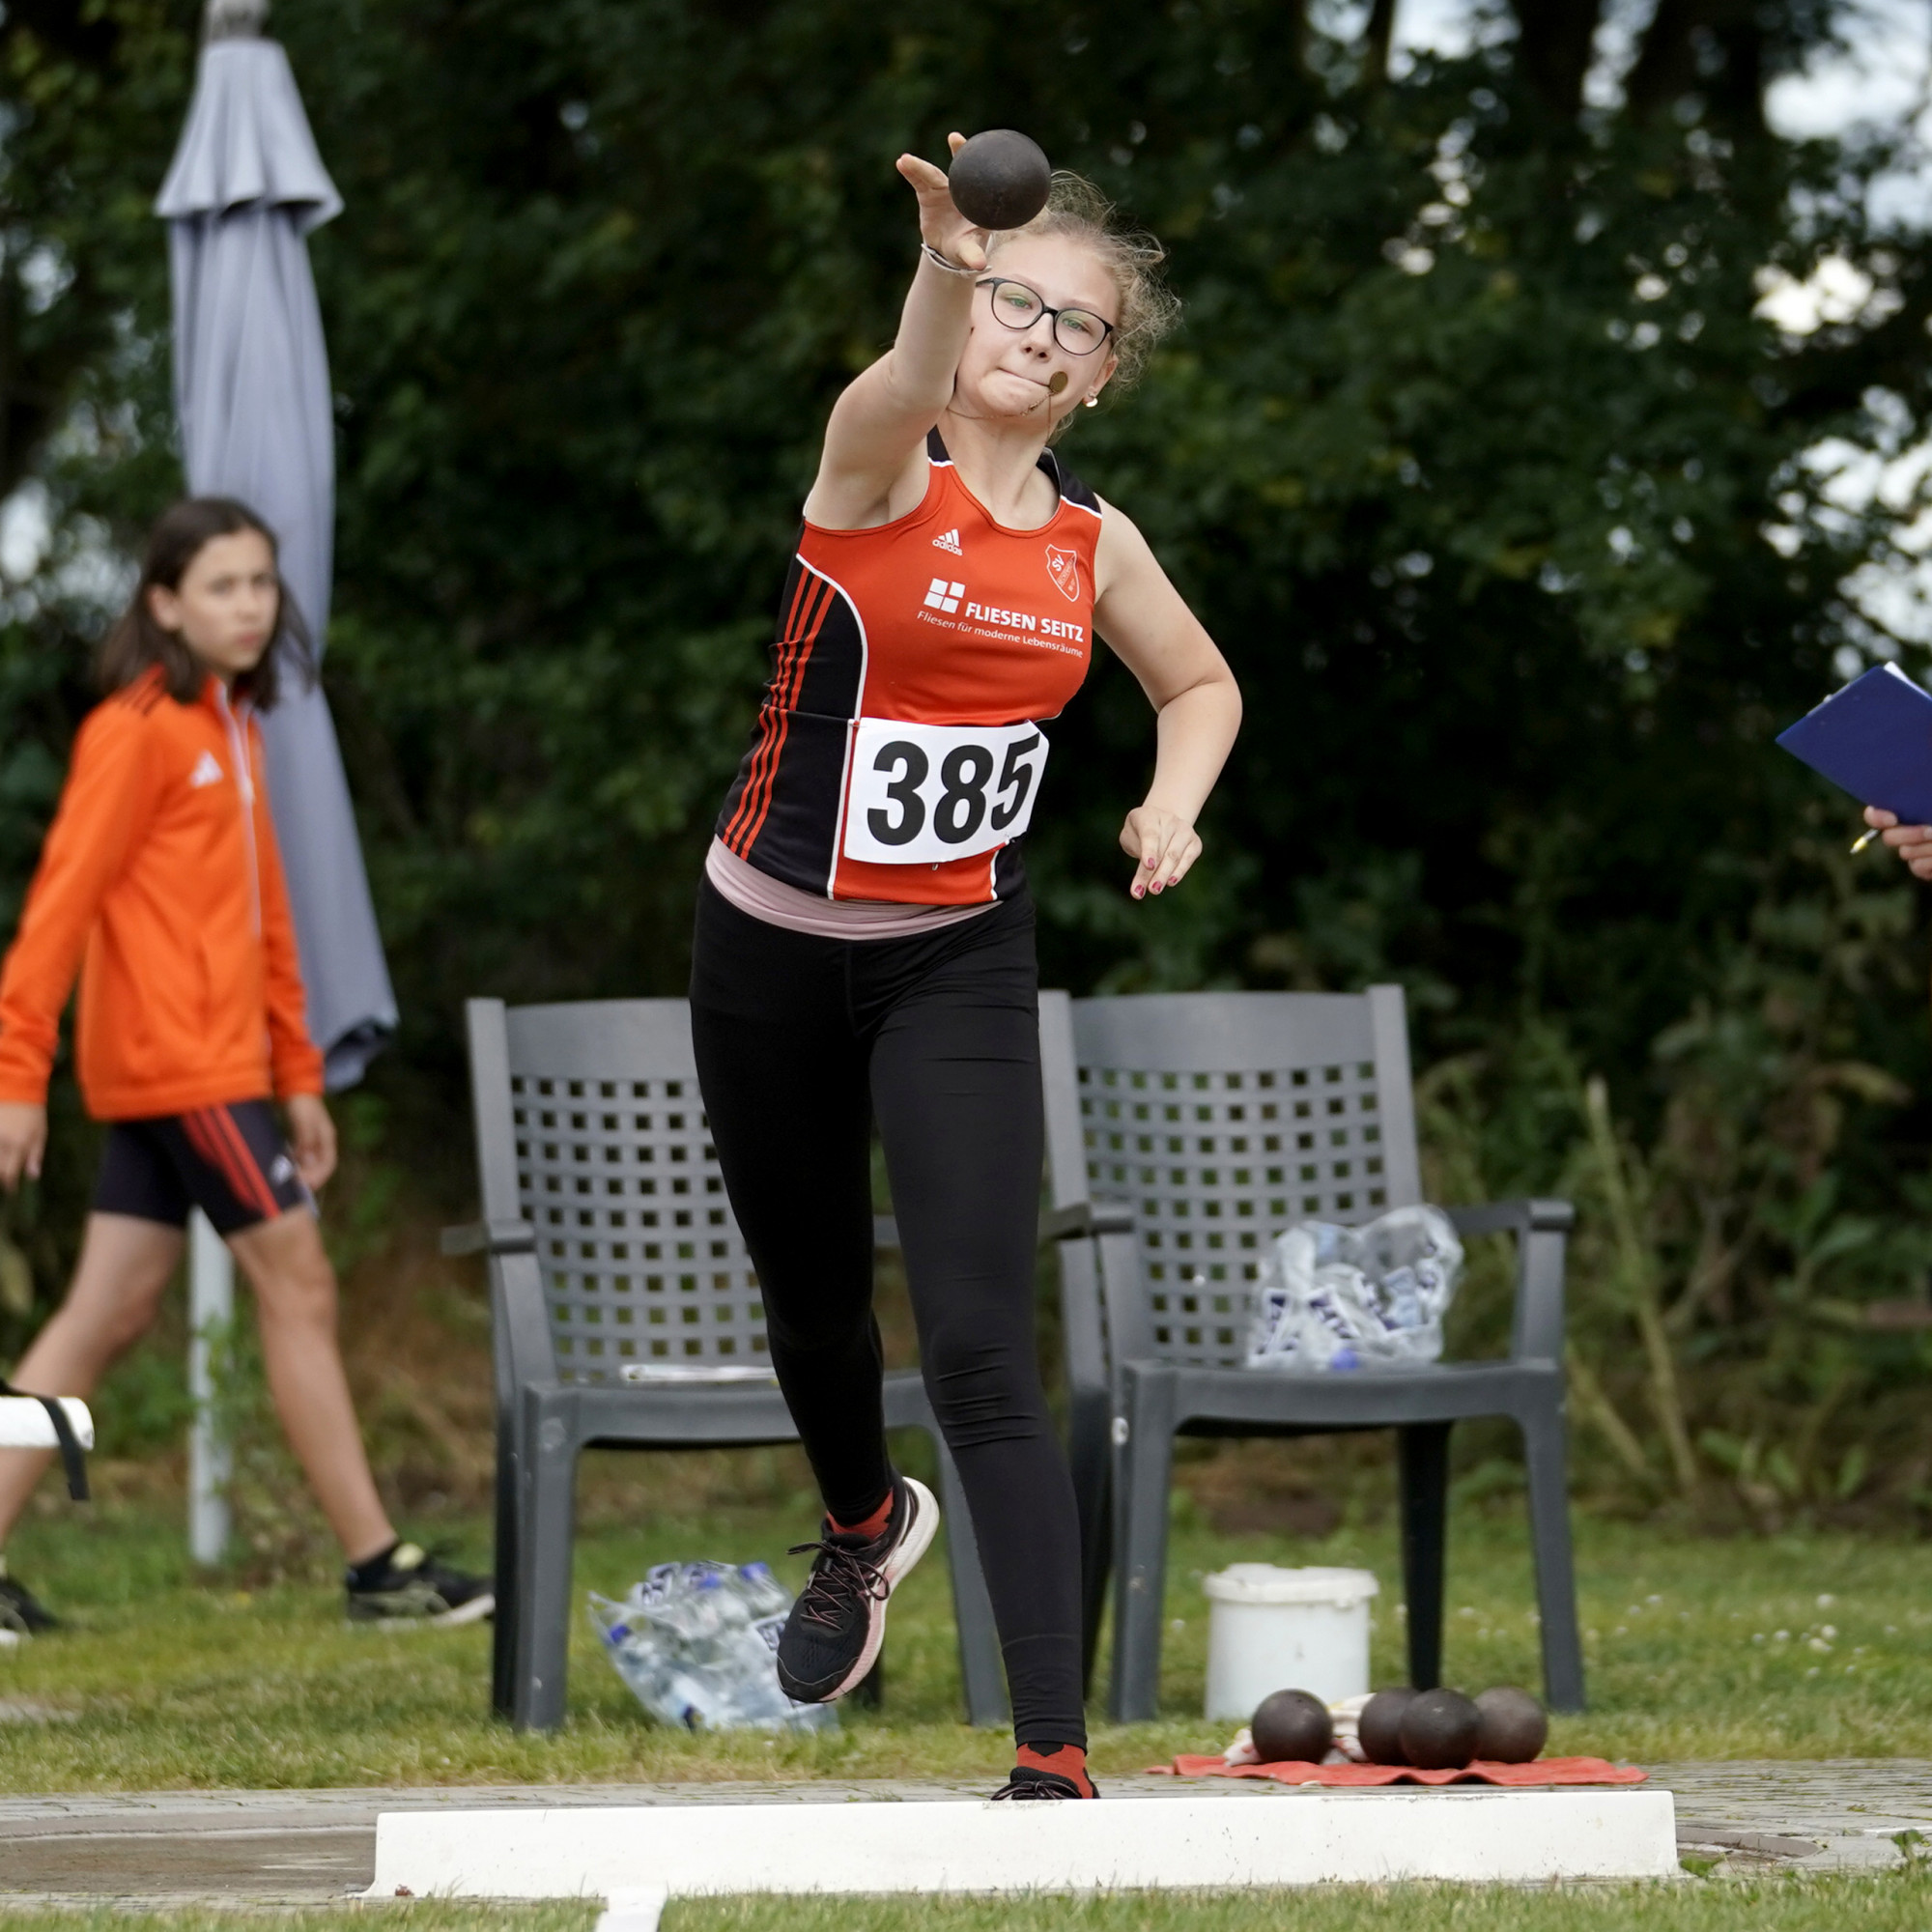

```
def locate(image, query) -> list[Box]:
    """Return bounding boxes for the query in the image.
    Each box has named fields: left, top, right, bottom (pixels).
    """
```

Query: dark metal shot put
left=1249, top=1688, right=1333, bottom=1765
left=1398, top=1687, right=1482, bottom=1770
left=1473, top=1685, right=1548, bottom=1763
left=948, top=129, right=1052, bottom=230
left=1357, top=1686, right=1418, bottom=1765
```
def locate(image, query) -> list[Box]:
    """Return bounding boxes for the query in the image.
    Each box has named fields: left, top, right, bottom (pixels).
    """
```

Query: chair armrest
left=448, top=1225, right=558, bottom=1402
left=1443, top=1198, right=1575, bottom=1240
left=1038, top=1201, right=1135, bottom=1245
left=873, top=1204, right=1132, bottom=1257
left=1040, top=1203, right=1136, bottom=1400
left=441, top=1218, right=536, bottom=1259
left=1444, top=1197, right=1574, bottom=1363
left=489, top=1247, right=560, bottom=1395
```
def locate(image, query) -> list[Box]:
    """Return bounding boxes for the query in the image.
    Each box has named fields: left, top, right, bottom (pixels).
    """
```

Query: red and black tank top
left=716, top=429, right=1103, bottom=906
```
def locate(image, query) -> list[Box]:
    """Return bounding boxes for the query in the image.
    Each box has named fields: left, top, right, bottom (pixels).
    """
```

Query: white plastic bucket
left=1201, top=1564, right=1379, bottom=1719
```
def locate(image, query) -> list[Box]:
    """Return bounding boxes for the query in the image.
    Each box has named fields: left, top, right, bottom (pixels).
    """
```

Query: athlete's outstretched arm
left=804, top=136, right=989, bottom=531
left=1092, top=502, right=1241, bottom=898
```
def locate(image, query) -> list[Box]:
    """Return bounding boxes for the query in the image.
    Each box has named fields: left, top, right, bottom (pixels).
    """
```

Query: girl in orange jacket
left=0, top=498, right=488, bottom=1634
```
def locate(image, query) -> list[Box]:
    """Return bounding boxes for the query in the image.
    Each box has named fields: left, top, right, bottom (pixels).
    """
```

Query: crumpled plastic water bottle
left=1243, top=1204, right=1463, bottom=1372
left=587, top=1560, right=838, bottom=1732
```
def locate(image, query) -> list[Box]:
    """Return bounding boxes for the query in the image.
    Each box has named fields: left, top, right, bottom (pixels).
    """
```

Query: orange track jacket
left=0, top=668, right=325, bottom=1119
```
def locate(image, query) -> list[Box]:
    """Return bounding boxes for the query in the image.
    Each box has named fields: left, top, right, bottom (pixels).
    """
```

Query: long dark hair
left=97, top=497, right=317, bottom=710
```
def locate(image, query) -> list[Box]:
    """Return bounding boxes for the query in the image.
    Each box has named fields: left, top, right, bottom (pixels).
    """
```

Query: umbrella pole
left=187, top=1210, right=232, bottom=1564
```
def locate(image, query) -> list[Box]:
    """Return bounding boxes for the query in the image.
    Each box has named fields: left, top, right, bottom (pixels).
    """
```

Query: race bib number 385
left=841, top=717, right=1049, bottom=866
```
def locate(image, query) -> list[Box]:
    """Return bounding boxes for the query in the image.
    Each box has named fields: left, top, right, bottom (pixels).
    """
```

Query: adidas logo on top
left=923, top=578, right=965, bottom=613
left=932, top=527, right=962, bottom=555
left=188, top=751, right=223, bottom=789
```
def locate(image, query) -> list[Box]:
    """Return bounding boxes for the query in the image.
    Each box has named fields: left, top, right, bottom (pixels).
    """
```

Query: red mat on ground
left=1150, top=1755, right=1647, bottom=1787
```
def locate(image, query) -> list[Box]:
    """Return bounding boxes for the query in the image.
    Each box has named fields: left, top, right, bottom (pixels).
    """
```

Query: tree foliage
left=6, top=0, right=1932, bottom=1512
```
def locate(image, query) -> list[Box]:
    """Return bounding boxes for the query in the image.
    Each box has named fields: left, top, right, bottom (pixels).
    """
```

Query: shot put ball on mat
left=1398, top=1687, right=1483, bottom=1771
left=1357, top=1686, right=1418, bottom=1766
left=1474, top=1684, right=1548, bottom=1763
left=948, top=129, right=1052, bottom=230
left=1249, top=1688, right=1333, bottom=1764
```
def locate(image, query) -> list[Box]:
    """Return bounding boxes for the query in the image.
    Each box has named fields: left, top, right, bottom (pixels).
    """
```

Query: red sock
left=1016, top=1743, right=1094, bottom=1798
left=828, top=1489, right=894, bottom=1542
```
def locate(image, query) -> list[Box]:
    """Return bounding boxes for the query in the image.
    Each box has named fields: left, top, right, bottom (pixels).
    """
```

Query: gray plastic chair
left=1037, top=986, right=1585, bottom=1721
left=449, top=996, right=1008, bottom=1732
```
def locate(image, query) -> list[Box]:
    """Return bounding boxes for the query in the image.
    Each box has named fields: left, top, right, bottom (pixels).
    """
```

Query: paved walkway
left=1, top=1763, right=1926, bottom=1906
left=1662, top=1760, right=1932, bottom=1874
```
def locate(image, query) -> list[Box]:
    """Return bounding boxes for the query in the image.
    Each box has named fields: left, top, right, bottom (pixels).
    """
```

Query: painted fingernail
left=1151, top=882, right=1163, bottom=895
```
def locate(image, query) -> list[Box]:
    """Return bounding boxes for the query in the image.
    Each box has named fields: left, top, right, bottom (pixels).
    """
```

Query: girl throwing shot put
left=693, top=140, right=1239, bottom=1797
left=0, top=498, right=489, bottom=1635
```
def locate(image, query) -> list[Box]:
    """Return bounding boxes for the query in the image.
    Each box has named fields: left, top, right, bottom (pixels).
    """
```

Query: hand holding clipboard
left=1776, top=664, right=1932, bottom=878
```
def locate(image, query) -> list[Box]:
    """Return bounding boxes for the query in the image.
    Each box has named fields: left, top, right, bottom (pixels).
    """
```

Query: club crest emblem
left=1045, top=546, right=1080, bottom=603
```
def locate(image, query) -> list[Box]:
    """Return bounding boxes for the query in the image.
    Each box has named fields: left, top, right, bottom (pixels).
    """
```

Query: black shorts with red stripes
left=94, top=1100, right=311, bottom=1236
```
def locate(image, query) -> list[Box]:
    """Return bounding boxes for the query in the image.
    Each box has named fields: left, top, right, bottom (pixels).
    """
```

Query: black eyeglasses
left=976, top=278, right=1116, bottom=356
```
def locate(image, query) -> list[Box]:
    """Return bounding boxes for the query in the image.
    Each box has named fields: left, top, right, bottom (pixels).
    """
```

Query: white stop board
left=368, top=1787, right=1678, bottom=1899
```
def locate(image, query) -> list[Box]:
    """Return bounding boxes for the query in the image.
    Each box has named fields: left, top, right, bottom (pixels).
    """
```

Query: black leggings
left=689, top=879, right=1083, bottom=1748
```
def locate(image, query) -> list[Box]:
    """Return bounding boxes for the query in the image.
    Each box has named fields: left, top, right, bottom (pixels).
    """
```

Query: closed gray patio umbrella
left=156, top=0, right=396, bottom=1564
left=156, top=0, right=396, bottom=1089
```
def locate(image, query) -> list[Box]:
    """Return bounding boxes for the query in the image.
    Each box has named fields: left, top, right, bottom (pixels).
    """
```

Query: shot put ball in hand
left=1357, top=1686, right=1418, bottom=1765
left=1249, top=1688, right=1333, bottom=1765
left=1474, top=1685, right=1548, bottom=1763
left=948, top=129, right=1052, bottom=230
left=1398, top=1687, right=1482, bottom=1771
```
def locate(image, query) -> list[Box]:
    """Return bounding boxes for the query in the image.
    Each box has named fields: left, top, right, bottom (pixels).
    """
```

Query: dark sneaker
left=0, top=1563, right=56, bottom=1636
left=346, top=1543, right=494, bottom=1629
left=991, top=1767, right=1099, bottom=1800
left=777, top=1474, right=937, bottom=1703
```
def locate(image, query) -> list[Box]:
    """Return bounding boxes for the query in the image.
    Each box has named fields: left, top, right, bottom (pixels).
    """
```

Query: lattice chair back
left=487, top=1000, right=768, bottom=1387
left=1068, top=989, right=1424, bottom=1372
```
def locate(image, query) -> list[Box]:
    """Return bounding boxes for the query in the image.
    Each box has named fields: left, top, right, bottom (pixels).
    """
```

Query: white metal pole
left=187, top=1208, right=232, bottom=1564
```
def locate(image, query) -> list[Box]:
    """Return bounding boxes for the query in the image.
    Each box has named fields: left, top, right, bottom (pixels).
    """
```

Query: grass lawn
left=4, top=1483, right=1932, bottom=1784
left=6, top=1881, right=1932, bottom=1932
left=7, top=1491, right=1932, bottom=1926
left=3, top=1492, right=1932, bottom=1932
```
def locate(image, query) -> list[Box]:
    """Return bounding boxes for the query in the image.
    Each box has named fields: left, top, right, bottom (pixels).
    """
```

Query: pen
left=1852, top=827, right=1880, bottom=854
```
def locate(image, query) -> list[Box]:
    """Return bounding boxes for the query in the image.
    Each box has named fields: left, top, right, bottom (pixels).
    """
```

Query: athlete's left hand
left=1120, top=806, right=1202, bottom=898
left=285, top=1093, right=339, bottom=1192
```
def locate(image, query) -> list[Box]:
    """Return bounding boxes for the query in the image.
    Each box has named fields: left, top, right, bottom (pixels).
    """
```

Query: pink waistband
left=704, top=840, right=995, bottom=942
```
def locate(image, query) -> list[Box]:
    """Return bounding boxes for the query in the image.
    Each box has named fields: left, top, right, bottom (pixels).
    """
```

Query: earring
left=1084, top=394, right=1099, bottom=408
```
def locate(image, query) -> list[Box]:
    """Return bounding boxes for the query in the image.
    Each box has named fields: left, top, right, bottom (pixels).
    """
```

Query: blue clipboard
left=1776, top=664, right=1932, bottom=825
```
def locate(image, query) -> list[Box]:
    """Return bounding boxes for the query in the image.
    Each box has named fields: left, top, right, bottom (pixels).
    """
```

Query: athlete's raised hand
left=1121, top=806, right=1203, bottom=899
left=896, top=133, right=991, bottom=271
left=0, top=1101, right=46, bottom=1192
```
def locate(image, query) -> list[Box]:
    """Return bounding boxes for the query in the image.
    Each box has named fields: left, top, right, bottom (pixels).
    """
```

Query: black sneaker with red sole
left=991, top=1768, right=1100, bottom=1800
left=776, top=1474, right=937, bottom=1703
